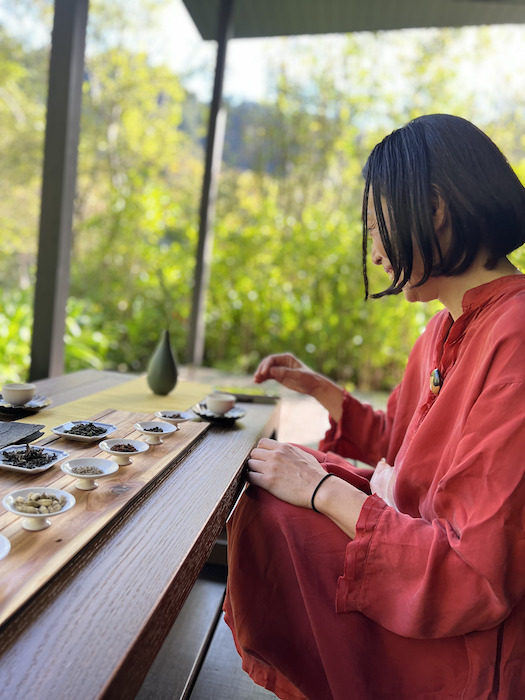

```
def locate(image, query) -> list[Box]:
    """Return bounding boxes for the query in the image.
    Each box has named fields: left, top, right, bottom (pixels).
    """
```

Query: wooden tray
left=0, top=408, right=210, bottom=627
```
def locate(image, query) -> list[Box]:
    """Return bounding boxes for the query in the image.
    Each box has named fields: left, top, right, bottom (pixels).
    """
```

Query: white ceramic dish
left=99, top=438, right=149, bottom=465
left=51, top=420, right=117, bottom=443
left=0, top=534, right=11, bottom=560
left=3, top=487, right=76, bottom=531
left=134, top=421, right=178, bottom=444
left=0, top=444, right=69, bottom=474
left=1, top=383, right=36, bottom=406
left=0, top=394, right=52, bottom=414
left=205, top=392, right=236, bottom=415
left=155, top=410, right=194, bottom=424
left=61, top=457, right=119, bottom=490
left=192, top=403, right=246, bottom=424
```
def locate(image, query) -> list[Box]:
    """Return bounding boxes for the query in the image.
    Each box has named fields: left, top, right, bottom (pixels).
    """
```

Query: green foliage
left=1, top=10, right=525, bottom=392
left=69, top=46, right=203, bottom=370
left=0, top=27, right=47, bottom=289
left=0, top=288, right=32, bottom=382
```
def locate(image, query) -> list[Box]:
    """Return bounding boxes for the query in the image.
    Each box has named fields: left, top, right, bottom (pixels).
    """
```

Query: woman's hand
left=246, top=438, right=328, bottom=508
left=253, top=353, right=319, bottom=395
left=246, top=438, right=368, bottom=538
left=254, top=353, right=345, bottom=422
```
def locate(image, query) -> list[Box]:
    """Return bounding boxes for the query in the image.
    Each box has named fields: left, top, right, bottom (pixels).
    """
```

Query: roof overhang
left=182, top=0, right=525, bottom=41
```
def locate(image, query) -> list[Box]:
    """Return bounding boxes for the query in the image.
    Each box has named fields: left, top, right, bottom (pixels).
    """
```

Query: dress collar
left=440, top=274, right=525, bottom=346
left=461, top=273, right=525, bottom=316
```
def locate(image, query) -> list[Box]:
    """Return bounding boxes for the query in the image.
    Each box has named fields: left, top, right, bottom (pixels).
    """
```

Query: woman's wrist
left=312, top=475, right=368, bottom=539
left=311, top=473, right=336, bottom=512
left=311, top=375, right=344, bottom=422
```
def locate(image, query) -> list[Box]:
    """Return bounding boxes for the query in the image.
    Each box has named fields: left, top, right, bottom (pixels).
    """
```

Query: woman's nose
left=371, top=242, right=382, bottom=266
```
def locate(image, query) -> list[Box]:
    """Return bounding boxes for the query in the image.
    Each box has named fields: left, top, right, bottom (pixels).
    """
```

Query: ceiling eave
left=182, top=0, right=525, bottom=41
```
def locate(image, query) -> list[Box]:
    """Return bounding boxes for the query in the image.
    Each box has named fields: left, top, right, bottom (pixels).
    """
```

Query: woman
left=223, top=114, right=525, bottom=700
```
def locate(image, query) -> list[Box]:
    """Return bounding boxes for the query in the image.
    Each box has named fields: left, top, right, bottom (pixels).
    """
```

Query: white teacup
left=2, top=383, right=36, bottom=406
left=206, top=392, right=236, bottom=415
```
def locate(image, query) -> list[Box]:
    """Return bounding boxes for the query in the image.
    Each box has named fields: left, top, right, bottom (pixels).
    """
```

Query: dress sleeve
left=334, top=380, right=525, bottom=639
left=319, top=311, right=444, bottom=465
left=319, top=385, right=401, bottom=466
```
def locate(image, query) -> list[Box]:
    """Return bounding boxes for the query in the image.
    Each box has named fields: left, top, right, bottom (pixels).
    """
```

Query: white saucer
left=0, top=534, right=11, bottom=560
left=51, top=420, right=117, bottom=443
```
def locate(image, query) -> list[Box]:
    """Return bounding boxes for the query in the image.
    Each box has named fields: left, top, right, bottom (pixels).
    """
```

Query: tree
left=2, top=8, right=525, bottom=389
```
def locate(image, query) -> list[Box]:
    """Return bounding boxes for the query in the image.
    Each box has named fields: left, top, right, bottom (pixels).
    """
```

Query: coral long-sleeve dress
left=223, top=275, right=525, bottom=700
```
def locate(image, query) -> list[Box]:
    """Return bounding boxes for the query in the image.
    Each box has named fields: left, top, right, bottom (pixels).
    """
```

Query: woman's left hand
left=246, top=438, right=327, bottom=509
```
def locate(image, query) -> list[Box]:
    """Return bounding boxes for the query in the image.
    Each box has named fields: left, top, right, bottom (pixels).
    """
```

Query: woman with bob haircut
left=223, top=114, right=525, bottom=700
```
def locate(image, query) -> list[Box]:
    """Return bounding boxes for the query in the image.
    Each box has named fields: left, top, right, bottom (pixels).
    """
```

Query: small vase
left=147, top=329, right=178, bottom=395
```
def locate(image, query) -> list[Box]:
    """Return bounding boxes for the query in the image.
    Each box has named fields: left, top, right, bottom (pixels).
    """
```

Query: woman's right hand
left=254, top=353, right=319, bottom=395
left=254, top=353, right=345, bottom=421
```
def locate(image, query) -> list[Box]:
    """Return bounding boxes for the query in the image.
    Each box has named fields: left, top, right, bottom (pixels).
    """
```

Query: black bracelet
left=311, top=472, right=335, bottom=513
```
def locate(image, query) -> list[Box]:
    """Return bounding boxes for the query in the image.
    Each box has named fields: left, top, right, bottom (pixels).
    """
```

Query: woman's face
left=366, top=195, right=440, bottom=304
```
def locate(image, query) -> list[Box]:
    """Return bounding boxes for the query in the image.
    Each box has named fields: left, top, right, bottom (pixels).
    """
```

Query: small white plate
left=192, top=403, right=246, bottom=424
left=51, top=420, right=117, bottom=443
left=0, top=534, right=11, bottom=560
left=99, top=438, right=149, bottom=465
left=155, top=410, right=194, bottom=424
left=0, top=444, right=69, bottom=474
left=62, top=457, right=119, bottom=490
left=0, top=394, right=52, bottom=414
left=3, top=487, right=76, bottom=531
left=134, top=421, right=178, bottom=444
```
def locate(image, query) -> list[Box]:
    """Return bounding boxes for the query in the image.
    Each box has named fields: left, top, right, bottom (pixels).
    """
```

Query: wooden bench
left=135, top=522, right=278, bottom=700
left=135, top=560, right=228, bottom=700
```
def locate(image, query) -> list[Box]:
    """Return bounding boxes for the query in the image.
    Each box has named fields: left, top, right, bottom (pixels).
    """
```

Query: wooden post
left=29, top=0, right=89, bottom=380
left=186, top=0, right=234, bottom=367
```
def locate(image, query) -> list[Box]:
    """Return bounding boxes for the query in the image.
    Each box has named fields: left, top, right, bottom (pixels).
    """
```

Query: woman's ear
left=431, top=191, right=448, bottom=234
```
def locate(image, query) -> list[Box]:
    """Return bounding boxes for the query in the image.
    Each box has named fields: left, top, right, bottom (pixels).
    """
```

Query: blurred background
left=2, top=0, right=525, bottom=392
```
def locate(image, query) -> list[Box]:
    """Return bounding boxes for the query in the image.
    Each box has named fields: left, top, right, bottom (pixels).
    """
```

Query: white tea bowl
left=155, top=410, right=194, bottom=424
left=134, top=421, right=178, bottom=444
left=99, top=438, right=149, bottom=465
left=2, top=383, right=36, bottom=406
left=206, top=392, right=236, bottom=415
left=3, top=487, right=75, bottom=531
left=62, top=457, right=119, bottom=490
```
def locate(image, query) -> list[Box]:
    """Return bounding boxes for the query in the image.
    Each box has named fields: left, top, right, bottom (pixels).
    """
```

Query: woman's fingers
left=253, top=353, right=302, bottom=383
left=254, top=355, right=276, bottom=377
left=248, top=440, right=309, bottom=474
left=246, top=441, right=328, bottom=509
left=256, top=437, right=277, bottom=450
left=247, top=442, right=278, bottom=474
left=246, top=459, right=265, bottom=476
left=245, top=467, right=265, bottom=486
left=247, top=440, right=288, bottom=478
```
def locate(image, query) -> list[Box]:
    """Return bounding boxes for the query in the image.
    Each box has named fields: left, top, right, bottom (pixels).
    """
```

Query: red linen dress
left=224, top=275, right=525, bottom=700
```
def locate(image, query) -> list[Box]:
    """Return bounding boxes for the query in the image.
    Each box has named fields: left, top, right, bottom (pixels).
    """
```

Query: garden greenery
left=1, top=4, right=525, bottom=390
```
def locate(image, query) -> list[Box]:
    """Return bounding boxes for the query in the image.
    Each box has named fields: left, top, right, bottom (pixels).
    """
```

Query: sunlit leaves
left=2, top=10, right=525, bottom=388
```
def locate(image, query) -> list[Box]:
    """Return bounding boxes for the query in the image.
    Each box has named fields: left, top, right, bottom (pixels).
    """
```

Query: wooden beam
left=187, top=0, right=234, bottom=367
left=29, top=0, right=89, bottom=380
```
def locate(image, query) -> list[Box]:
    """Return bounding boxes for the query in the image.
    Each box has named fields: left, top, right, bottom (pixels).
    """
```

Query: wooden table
left=0, top=370, right=279, bottom=699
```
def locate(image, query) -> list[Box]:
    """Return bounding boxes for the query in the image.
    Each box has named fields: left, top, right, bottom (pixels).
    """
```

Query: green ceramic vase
left=146, top=329, right=178, bottom=395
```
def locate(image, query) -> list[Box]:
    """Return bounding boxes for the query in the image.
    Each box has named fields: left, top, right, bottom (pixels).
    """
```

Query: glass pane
left=0, top=0, right=53, bottom=381
left=69, top=0, right=214, bottom=373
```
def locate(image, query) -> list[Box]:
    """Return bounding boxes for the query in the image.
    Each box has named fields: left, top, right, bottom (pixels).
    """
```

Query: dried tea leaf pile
left=63, top=422, right=107, bottom=437
left=1, top=445, right=56, bottom=469
left=69, top=465, right=104, bottom=476
left=110, top=443, right=138, bottom=452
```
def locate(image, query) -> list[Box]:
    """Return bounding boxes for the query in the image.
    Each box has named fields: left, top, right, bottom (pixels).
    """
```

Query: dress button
left=430, top=369, right=442, bottom=395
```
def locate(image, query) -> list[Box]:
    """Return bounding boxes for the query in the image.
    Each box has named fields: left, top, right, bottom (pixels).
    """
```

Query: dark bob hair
left=362, top=114, right=525, bottom=298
